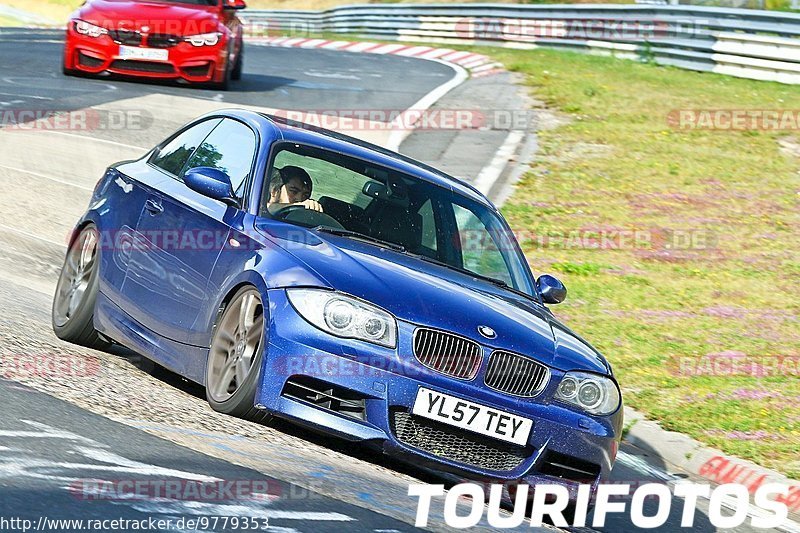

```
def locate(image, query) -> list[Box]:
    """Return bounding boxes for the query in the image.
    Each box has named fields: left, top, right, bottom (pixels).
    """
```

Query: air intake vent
left=413, top=328, right=482, bottom=380
left=484, top=350, right=550, bottom=397
left=110, top=60, right=175, bottom=74
left=391, top=410, right=530, bottom=472
left=282, top=376, right=366, bottom=421
left=78, top=52, right=104, bottom=68
left=538, top=450, right=601, bottom=483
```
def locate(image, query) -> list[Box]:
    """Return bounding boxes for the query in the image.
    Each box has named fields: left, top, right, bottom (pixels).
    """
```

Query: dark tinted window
left=262, top=144, right=534, bottom=295
left=151, top=119, right=220, bottom=176
left=184, top=119, right=257, bottom=197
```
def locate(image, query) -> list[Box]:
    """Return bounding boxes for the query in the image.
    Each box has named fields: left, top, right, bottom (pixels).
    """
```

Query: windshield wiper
left=408, top=253, right=540, bottom=303
left=314, top=226, right=539, bottom=302
left=314, top=226, right=407, bottom=252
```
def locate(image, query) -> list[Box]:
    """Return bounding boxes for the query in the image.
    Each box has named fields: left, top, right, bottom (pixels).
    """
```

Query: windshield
left=261, top=143, right=536, bottom=296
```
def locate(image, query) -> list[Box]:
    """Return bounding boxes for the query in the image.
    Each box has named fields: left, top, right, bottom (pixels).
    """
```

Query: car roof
left=217, top=109, right=494, bottom=209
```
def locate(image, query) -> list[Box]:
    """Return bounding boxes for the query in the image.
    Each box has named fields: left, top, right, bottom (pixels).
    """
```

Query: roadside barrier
left=240, top=4, right=800, bottom=84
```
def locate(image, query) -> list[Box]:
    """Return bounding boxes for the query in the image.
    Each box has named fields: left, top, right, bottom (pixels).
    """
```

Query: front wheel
left=231, top=43, right=243, bottom=81
left=52, top=224, right=109, bottom=350
left=209, top=50, right=233, bottom=91
left=62, top=53, right=76, bottom=77
left=205, top=286, right=271, bottom=424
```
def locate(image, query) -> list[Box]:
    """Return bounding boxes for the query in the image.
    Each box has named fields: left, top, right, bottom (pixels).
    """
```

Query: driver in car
left=266, top=166, right=324, bottom=215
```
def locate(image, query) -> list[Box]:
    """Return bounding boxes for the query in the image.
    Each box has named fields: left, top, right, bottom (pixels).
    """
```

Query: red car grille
left=147, top=34, right=181, bottom=48
left=413, top=328, right=482, bottom=380
left=108, top=29, right=142, bottom=46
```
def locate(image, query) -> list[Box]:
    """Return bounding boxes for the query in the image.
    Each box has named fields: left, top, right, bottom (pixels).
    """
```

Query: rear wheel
left=52, top=224, right=109, bottom=350
left=205, top=286, right=271, bottom=424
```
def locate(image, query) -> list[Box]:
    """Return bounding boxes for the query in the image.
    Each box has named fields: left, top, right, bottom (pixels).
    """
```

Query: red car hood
left=79, top=0, right=221, bottom=35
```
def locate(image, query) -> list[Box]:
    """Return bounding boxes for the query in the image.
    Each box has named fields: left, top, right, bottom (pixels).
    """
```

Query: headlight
left=555, top=372, right=620, bottom=416
left=74, top=20, right=106, bottom=38
left=286, top=289, right=397, bottom=348
left=185, top=32, right=221, bottom=47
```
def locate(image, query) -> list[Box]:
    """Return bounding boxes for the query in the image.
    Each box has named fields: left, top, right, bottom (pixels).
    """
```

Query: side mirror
left=537, top=274, right=567, bottom=304
left=184, top=167, right=240, bottom=208
left=222, top=0, right=247, bottom=10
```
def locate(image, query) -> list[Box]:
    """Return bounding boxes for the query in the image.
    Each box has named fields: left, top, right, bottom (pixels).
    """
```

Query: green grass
left=484, top=48, right=800, bottom=477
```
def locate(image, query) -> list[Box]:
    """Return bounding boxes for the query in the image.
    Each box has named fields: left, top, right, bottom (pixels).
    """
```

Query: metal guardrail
left=239, top=4, right=800, bottom=84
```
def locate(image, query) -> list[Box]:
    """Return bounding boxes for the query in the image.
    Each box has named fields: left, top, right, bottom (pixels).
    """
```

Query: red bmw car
left=63, top=0, right=246, bottom=90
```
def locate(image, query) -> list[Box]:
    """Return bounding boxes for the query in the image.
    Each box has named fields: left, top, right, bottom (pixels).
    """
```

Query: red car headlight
left=184, top=32, right=221, bottom=47
left=73, top=19, right=107, bottom=38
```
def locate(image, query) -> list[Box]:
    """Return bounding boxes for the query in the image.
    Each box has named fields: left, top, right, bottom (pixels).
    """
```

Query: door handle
left=145, top=199, right=163, bottom=215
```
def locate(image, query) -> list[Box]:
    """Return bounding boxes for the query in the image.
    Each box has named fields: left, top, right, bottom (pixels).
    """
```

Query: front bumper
left=256, top=289, right=622, bottom=496
left=63, top=27, right=228, bottom=83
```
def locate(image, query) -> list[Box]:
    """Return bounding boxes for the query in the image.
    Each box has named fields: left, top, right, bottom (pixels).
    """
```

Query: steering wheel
left=272, top=204, right=311, bottom=220
left=271, top=204, right=346, bottom=230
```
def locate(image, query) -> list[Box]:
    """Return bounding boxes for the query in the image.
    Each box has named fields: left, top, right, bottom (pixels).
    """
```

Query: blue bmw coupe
left=53, top=109, right=622, bottom=497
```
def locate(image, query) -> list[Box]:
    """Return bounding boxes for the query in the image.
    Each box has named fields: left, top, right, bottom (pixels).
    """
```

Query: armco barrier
left=239, top=4, right=800, bottom=84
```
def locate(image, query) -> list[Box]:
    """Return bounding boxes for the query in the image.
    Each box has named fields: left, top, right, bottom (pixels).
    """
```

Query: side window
left=452, top=204, right=513, bottom=285
left=418, top=199, right=438, bottom=255
left=150, top=118, right=220, bottom=176
left=184, top=119, right=257, bottom=197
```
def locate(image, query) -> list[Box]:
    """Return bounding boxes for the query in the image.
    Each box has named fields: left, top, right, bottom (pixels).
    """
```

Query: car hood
left=80, top=0, right=220, bottom=35
left=257, top=222, right=610, bottom=374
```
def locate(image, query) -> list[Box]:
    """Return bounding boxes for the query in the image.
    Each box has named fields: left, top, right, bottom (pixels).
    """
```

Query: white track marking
left=0, top=91, right=52, bottom=100
left=473, top=130, right=525, bottom=196
left=0, top=163, right=94, bottom=191
left=0, top=223, right=66, bottom=247
left=386, top=59, right=469, bottom=151
left=29, top=130, right=147, bottom=151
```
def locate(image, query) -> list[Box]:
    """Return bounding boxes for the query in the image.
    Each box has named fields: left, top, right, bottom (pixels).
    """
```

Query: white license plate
left=119, top=46, right=168, bottom=61
left=412, top=387, right=532, bottom=446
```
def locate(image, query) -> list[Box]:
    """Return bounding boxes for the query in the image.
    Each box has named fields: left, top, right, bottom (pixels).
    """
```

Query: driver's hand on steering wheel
left=297, top=199, right=323, bottom=212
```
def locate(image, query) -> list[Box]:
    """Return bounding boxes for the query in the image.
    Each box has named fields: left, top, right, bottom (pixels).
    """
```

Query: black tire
left=62, top=54, right=76, bottom=77
left=205, top=286, right=271, bottom=424
left=209, top=46, right=233, bottom=90
left=231, top=42, right=243, bottom=81
left=52, top=224, right=109, bottom=350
